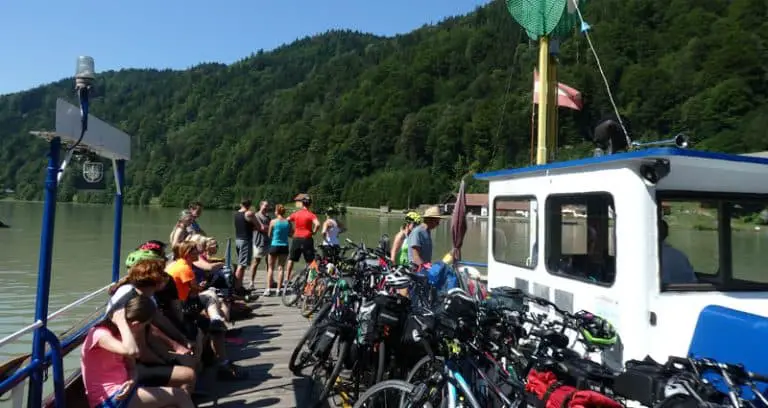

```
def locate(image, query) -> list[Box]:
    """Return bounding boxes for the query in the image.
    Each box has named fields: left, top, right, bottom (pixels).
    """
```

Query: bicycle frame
left=442, top=359, right=484, bottom=408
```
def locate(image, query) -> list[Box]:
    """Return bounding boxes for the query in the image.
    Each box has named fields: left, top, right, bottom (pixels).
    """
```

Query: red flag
left=533, top=70, right=583, bottom=111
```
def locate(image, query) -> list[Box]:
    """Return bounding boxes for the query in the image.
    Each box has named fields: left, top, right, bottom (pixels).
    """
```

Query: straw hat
left=422, top=206, right=442, bottom=219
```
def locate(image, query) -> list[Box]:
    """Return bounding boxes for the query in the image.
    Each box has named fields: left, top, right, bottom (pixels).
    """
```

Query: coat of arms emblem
left=82, top=161, right=104, bottom=183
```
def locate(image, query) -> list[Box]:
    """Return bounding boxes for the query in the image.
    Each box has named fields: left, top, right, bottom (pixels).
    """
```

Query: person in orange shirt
left=166, top=242, right=246, bottom=381
left=285, top=195, right=321, bottom=293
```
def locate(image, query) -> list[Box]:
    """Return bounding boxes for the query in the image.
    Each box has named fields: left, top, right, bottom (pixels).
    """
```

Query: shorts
left=320, top=245, right=341, bottom=259
left=135, top=362, right=174, bottom=387
left=269, top=245, right=289, bottom=256
left=95, top=385, right=136, bottom=408
left=253, top=245, right=268, bottom=259
left=235, top=239, right=252, bottom=267
left=198, top=289, right=219, bottom=309
left=289, top=238, right=316, bottom=263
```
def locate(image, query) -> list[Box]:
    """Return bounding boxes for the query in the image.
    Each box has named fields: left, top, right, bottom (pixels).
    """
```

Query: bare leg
left=266, top=254, right=276, bottom=295
left=250, top=255, right=262, bottom=289
left=278, top=255, right=288, bottom=291
left=128, top=386, right=195, bottom=408
left=276, top=261, right=285, bottom=294
left=210, top=333, right=228, bottom=363
left=285, top=260, right=295, bottom=286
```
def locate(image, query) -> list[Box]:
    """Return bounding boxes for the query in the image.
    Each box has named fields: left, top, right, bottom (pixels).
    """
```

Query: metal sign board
left=55, top=98, right=131, bottom=160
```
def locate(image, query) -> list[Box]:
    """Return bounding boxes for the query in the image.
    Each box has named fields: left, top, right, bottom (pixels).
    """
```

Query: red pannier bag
left=526, top=369, right=622, bottom=408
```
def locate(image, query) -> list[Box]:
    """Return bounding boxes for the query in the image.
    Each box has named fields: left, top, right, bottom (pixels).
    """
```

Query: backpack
left=423, top=261, right=459, bottom=294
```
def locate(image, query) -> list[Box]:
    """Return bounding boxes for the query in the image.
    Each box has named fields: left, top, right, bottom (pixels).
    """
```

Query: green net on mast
left=506, top=0, right=582, bottom=41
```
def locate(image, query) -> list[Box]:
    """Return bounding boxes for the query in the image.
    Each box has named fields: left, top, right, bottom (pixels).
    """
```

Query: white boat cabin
left=475, top=147, right=768, bottom=370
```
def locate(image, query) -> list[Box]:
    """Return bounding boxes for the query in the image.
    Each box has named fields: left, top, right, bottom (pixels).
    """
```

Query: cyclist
left=285, top=195, right=320, bottom=293
left=390, top=212, right=422, bottom=265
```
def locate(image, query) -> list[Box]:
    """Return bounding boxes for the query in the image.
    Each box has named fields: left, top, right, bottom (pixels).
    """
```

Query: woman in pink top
left=81, top=295, right=194, bottom=408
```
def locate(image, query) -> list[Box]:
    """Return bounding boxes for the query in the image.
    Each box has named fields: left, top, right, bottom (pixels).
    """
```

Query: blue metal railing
left=0, top=135, right=127, bottom=408
left=27, top=137, right=62, bottom=408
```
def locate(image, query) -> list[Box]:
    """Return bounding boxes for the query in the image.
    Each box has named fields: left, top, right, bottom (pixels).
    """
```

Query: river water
left=0, top=201, right=489, bottom=362
left=1, top=200, right=766, bottom=401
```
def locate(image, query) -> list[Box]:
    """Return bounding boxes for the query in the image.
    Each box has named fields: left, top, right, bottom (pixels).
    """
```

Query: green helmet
left=405, top=211, right=423, bottom=225
left=125, top=249, right=164, bottom=269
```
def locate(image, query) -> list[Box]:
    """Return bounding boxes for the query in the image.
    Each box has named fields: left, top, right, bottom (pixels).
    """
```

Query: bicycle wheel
left=301, top=278, right=332, bottom=318
left=353, top=379, right=434, bottom=408
left=282, top=267, right=308, bottom=307
left=310, top=338, right=351, bottom=408
left=288, top=303, right=332, bottom=375
left=301, top=277, right=330, bottom=318
left=406, top=355, right=446, bottom=384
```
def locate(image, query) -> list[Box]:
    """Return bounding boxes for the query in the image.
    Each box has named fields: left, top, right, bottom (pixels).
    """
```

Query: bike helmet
left=125, top=249, right=164, bottom=269
left=138, top=240, right=166, bottom=256
left=384, top=271, right=411, bottom=290
left=574, top=310, right=618, bottom=347
left=405, top=211, right=422, bottom=225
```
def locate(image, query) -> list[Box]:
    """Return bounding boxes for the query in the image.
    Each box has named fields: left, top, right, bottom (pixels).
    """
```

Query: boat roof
left=474, top=148, right=768, bottom=181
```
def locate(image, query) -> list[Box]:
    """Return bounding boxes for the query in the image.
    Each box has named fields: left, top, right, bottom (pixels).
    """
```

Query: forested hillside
left=0, top=0, right=766, bottom=209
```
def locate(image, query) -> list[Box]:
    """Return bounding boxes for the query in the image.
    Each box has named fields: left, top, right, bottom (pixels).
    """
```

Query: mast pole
left=547, top=41, right=559, bottom=161
left=535, top=37, right=551, bottom=165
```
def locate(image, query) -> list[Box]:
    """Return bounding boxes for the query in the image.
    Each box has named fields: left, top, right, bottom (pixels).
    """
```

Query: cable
left=494, top=27, right=525, bottom=146
left=66, top=87, right=89, bottom=152
left=571, top=2, right=632, bottom=148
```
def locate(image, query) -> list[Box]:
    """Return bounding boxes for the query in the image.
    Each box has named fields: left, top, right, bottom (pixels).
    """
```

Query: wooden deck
left=196, top=295, right=315, bottom=408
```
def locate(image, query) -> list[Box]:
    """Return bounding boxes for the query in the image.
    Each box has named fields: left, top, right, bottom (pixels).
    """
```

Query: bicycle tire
left=282, top=267, right=308, bottom=307
left=311, top=338, right=351, bottom=408
left=302, top=279, right=332, bottom=318
left=288, top=303, right=332, bottom=375
left=406, top=355, right=446, bottom=384
left=352, top=379, right=434, bottom=408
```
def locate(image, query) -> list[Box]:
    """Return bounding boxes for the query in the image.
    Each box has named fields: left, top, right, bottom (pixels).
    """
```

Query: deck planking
left=195, top=295, right=317, bottom=408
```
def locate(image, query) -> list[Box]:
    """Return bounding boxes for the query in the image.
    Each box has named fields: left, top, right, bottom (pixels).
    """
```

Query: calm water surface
left=0, top=201, right=490, bottom=361
left=1, top=201, right=766, bottom=401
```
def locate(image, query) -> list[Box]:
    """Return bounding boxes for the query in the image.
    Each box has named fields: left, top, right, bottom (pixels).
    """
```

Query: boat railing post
left=43, top=328, right=65, bottom=408
left=27, top=136, right=61, bottom=408
left=111, top=159, right=126, bottom=283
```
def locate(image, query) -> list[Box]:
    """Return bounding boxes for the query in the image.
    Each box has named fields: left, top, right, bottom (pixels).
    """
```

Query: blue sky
left=0, top=0, right=491, bottom=95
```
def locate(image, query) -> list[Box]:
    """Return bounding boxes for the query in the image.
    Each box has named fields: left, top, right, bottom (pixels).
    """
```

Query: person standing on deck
left=181, top=202, right=206, bottom=237
left=233, top=199, right=255, bottom=290
left=320, top=207, right=345, bottom=259
left=408, top=206, right=442, bottom=266
left=250, top=200, right=271, bottom=290
left=267, top=205, right=291, bottom=296
left=390, top=212, right=422, bottom=265
left=285, top=195, right=320, bottom=293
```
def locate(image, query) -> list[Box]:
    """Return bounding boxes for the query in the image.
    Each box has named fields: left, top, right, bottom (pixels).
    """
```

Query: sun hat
left=422, top=206, right=442, bottom=219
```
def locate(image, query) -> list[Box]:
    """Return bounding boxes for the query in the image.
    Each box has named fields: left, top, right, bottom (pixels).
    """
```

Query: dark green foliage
left=1, top=0, right=766, bottom=208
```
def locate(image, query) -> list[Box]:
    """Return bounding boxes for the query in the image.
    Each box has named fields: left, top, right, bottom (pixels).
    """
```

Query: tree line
left=0, top=0, right=765, bottom=209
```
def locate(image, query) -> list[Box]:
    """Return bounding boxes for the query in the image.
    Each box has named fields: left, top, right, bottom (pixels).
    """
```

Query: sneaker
left=262, top=288, right=271, bottom=297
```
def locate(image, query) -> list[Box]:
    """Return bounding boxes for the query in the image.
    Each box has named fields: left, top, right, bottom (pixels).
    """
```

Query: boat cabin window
left=545, top=193, right=616, bottom=286
left=492, top=196, right=537, bottom=269
left=658, top=193, right=768, bottom=292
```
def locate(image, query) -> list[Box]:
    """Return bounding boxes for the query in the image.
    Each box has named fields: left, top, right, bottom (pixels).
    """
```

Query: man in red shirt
left=286, top=195, right=320, bottom=286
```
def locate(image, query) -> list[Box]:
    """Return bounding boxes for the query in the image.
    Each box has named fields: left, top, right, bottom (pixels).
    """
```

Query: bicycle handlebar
left=668, top=356, right=768, bottom=384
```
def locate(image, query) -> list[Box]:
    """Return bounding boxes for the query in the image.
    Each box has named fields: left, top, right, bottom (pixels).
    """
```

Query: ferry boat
left=475, top=146, right=768, bottom=376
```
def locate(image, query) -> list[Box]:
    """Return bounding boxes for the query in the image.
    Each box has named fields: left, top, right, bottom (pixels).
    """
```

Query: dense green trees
left=0, top=0, right=766, bottom=209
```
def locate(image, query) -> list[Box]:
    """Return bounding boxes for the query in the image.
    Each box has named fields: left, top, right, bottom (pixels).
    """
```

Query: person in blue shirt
left=408, top=206, right=442, bottom=266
